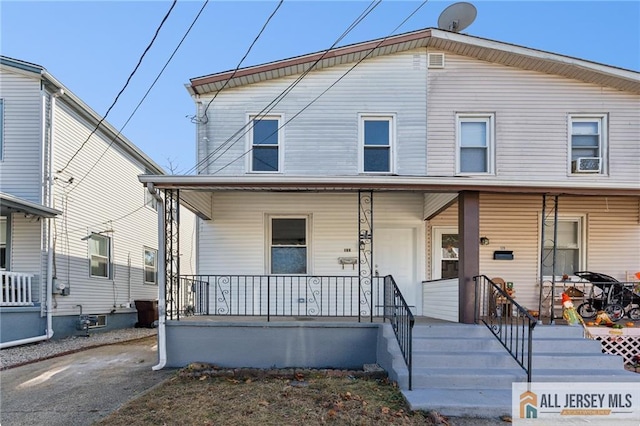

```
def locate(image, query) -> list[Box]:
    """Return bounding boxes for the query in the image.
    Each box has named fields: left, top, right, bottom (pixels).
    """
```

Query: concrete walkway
left=0, top=337, right=174, bottom=426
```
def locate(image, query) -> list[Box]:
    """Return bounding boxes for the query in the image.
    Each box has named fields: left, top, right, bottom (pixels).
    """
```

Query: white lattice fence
left=591, top=335, right=640, bottom=366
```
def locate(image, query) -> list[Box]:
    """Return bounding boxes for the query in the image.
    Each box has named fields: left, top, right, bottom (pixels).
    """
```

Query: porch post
left=358, top=191, right=373, bottom=322
left=458, top=191, right=480, bottom=324
left=164, top=189, right=180, bottom=320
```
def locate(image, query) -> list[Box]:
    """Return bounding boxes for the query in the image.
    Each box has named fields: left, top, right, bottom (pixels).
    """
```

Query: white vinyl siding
left=456, top=114, right=494, bottom=174
left=360, top=115, right=394, bottom=173
left=426, top=52, right=639, bottom=183
left=249, top=115, right=281, bottom=173
left=0, top=69, right=43, bottom=202
left=0, top=98, right=4, bottom=160
left=197, top=192, right=425, bottom=278
left=9, top=213, right=43, bottom=302
left=569, top=114, right=607, bottom=174
left=201, top=50, right=427, bottom=176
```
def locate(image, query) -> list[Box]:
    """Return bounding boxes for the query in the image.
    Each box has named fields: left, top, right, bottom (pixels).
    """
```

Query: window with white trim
left=89, top=234, right=111, bottom=278
left=456, top=114, right=494, bottom=174
left=144, top=248, right=157, bottom=284
left=250, top=116, right=281, bottom=172
left=360, top=115, right=394, bottom=173
left=269, top=217, right=307, bottom=274
left=542, top=218, right=583, bottom=277
left=569, top=115, right=607, bottom=174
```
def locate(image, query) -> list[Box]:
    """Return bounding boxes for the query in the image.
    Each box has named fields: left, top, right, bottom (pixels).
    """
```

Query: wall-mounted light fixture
left=480, top=236, right=490, bottom=246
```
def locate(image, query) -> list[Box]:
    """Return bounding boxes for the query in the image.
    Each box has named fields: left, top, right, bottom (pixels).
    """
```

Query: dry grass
left=97, top=371, right=437, bottom=426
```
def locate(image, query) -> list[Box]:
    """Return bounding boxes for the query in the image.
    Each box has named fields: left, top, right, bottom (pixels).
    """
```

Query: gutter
left=147, top=183, right=167, bottom=370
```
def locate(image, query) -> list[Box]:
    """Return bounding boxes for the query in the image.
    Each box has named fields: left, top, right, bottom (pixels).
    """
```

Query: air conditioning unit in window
left=572, top=157, right=601, bottom=173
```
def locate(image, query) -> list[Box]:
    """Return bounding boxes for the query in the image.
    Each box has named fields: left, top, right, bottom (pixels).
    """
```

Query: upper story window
left=89, top=234, right=111, bottom=278
left=0, top=98, right=4, bottom=161
left=250, top=115, right=281, bottom=172
left=360, top=115, right=394, bottom=173
left=456, top=113, right=495, bottom=175
left=569, top=115, right=607, bottom=174
left=144, top=248, right=157, bottom=285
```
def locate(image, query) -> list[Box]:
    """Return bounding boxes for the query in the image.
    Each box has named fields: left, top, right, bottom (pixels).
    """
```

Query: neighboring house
left=0, top=56, right=195, bottom=348
left=139, top=28, right=639, bottom=370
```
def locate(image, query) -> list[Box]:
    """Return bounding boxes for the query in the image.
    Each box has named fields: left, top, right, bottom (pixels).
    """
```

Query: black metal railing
left=179, top=275, right=387, bottom=321
left=474, top=275, right=537, bottom=382
left=383, top=275, right=415, bottom=390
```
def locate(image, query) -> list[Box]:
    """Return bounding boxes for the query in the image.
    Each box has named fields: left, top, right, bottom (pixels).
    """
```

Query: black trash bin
left=134, top=299, right=158, bottom=328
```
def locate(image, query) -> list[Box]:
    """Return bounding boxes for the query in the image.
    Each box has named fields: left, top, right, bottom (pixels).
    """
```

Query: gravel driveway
left=0, top=331, right=174, bottom=426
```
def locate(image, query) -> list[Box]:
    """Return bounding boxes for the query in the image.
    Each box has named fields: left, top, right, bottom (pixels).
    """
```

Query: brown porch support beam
left=458, top=191, right=480, bottom=324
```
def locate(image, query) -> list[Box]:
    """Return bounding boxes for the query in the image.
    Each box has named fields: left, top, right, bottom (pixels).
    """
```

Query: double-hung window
left=569, top=115, right=606, bottom=174
left=89, top=234, right=111, bottom=278
left=250, top=115, right=281, bottom=172
left=269, top=217, right=307, bottom=274
left=361, top=115, right=394, bottom=173
left=144, top=248, right=157, bottom=284
left=456, top=114, right=494, bottom=174
left=542, top=218, right=583, bottom=277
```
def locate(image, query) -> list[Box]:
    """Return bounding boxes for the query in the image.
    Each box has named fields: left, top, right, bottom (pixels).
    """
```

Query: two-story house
left=0, top=56, right=195, bottom=348
left=139, top=28, right=639, bottom=394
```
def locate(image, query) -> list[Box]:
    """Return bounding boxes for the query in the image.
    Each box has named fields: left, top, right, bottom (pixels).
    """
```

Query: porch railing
left=383, top=275, right=415, bottom=390
left=177, top=275, right=386, bottom=321
left=474, top=275, right=537, bottom=382
left=1, top=271, right=34, bottom=307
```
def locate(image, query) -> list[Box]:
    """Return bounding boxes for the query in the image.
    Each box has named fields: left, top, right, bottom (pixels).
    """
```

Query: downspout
left=0, top=88, right=62, bottom=349
left=147, top=183, right=167, bottom=370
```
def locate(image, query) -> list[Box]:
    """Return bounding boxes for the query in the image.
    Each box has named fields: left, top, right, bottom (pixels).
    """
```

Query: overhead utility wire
left=67, top=0, right=210, bottom=195
left=186, top=0, right=381, bottom=175
left=199, top=0, right=284, bottom=124
left=57, top=0, right=177, bottom=175
left=208, top=0, right=429, bottom=175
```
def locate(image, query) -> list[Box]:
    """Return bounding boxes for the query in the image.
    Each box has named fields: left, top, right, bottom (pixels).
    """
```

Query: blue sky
left=1, top=1, right=638, bottom=173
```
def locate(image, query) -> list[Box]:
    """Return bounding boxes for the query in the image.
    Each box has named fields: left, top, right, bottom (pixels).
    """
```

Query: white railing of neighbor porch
left=1, top=271, right=34, bottom=306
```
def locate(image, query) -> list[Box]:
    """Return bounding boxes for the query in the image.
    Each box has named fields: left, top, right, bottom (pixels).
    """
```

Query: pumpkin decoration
left=626, top=322, right=635, bottom=327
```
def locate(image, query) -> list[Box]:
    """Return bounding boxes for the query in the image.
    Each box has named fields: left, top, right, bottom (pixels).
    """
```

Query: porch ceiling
left=0, top=192, right=61, bottom=218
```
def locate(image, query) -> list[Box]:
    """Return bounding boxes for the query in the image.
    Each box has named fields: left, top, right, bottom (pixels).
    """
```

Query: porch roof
left=0, top=192, right=62, bottom=218
left=138, top=175, right=640, bottom=219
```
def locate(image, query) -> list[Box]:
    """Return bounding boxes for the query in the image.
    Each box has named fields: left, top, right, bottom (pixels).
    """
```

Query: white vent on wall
left=572, top=157, right=601, bottom=173
left=428, top=53, right=445, bottom=68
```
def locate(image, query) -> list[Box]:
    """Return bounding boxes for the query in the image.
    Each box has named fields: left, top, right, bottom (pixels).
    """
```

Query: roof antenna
left=437, top=2, right=477, bottom=33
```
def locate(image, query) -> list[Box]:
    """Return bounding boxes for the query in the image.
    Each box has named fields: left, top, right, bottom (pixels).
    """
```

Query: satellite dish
left=438, top=2, right=477, bottom=33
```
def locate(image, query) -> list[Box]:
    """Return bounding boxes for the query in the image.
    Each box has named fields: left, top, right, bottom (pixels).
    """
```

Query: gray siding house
left=139, top=28, right=639, bottom=395
left=0, top=56, right=194, bottom=347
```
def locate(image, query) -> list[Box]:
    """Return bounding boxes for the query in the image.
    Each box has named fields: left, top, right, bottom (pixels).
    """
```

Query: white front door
left=374, top=227, right=417, bottom=313
left=432, top=227, right=459, bottom=279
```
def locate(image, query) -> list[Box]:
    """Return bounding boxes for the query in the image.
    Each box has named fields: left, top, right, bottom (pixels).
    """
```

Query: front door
left=374, top=227, right=417, bottom=314
left=433, top=227, right=459, bottom=279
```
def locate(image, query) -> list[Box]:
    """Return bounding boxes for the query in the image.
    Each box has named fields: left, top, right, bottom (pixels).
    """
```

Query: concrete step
left=531, top=337, right=603, bottom=352
left=531, top=324, right=586, bottom=338
left=412, top=324, right=492, bottom=338
left=403, top=388, right=512, bottom=417
left=531, top=368, right=639, bottom=382
left=412, top=336, right=507, bottom=351
left=410, top=366, right=525, bottom=389
left=530, top=352, right=625, bottom=369
left=412, top=352, right=522, bottom=368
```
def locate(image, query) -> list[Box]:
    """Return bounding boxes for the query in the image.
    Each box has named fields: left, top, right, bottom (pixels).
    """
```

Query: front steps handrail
left=474, top=275, right=538, bottom=382
left=383, top=275, right=415, bottom=390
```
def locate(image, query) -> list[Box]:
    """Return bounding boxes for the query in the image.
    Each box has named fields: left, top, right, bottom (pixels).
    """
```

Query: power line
left=67, top=0, right=210, bottom=194
left=186, top=0, right=381, bottom=175
left=210, top=0, right=430, bottom=174
left=57, top=0, right=178, bottom=175
left=200, top=0, right=284, bottom=124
